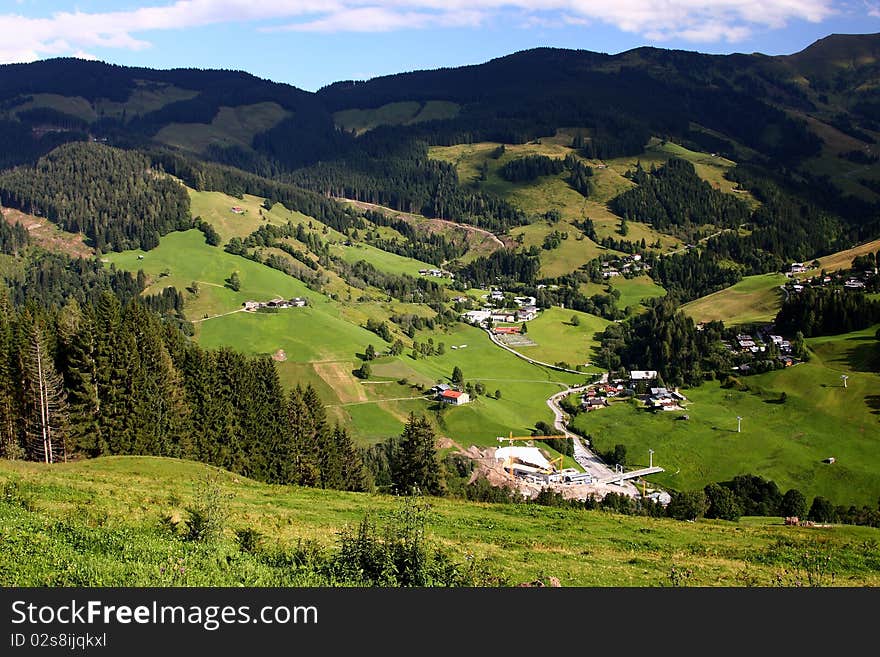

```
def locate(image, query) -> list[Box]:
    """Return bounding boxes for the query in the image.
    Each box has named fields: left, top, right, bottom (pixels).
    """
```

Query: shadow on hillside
left=865, top=395, right=880, bottom=416
left=818, top=335, right=880, bottom=373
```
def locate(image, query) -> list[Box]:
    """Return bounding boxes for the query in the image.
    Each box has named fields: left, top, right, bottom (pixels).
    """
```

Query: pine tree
left=19, top=313, right=69, bottom=463
left=392, top=413, right=444, bottom=496
left=285, top=386, right=320, bottom=486
left=333, top=425, right=372, bottom=492
left=0, top=287, right=21, bottom=459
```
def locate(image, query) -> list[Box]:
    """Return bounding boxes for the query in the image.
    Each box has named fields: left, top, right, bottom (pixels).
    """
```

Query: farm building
left=439, top=390, right=470, bottom=405
left=493, top=326, right=521, bottom=335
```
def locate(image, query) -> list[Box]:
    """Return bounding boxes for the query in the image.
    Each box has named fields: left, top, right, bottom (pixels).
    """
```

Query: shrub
left=183, top=475, right=233, bottom=543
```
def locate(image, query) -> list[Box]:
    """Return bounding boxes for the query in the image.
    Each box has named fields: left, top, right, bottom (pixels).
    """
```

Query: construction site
left=449, top=432, right=666, bottom=502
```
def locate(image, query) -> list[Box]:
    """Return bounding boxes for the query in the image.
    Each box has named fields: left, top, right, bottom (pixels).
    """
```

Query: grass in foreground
left=1, top=457, right=878, bottom=587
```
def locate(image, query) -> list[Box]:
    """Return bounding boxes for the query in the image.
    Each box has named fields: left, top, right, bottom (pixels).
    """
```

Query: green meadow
left=572, top=326, right=880, bottom=507
left=611, top=275, right=667, bottom=311
left=330, top=241, right=446, bottom=279
left=2, top=457, right=878, bottom=587
left=682, top=273, right=788, bottom=326
left=505, top=306, right=610, bottom=367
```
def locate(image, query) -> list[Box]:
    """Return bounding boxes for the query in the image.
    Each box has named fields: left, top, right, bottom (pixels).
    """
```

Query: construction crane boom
left=496, top=431, right=570, bottom=479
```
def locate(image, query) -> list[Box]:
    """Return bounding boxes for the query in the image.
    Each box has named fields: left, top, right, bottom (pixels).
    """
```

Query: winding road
left=545, top=381, right=639, bottom=496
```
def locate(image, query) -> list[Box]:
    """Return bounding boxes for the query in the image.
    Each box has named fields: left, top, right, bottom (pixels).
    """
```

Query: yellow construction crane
left=495, top=432, right=570, bottom=479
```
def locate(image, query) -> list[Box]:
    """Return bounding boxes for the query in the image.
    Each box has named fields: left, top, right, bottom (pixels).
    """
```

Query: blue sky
left=3, top=1, right=880, bottom=91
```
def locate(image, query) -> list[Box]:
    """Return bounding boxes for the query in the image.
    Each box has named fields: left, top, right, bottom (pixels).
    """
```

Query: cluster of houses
left=579, top=370, right=688, bottom=412
left=429, top=384, right=470, bottom=405
left=786, top=261, right=877, bottom=293
left=242, top=297, right=308, bottom=311
left=418, top=268, right=453, bottom=278
left=601, top=254, right=650, bottom=279
left=720, top=328, right=795, bottom=366
left=461, top=290, right=540, bottom=327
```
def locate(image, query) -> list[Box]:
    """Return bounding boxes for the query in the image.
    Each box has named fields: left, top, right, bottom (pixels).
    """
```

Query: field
left=682, top=273, right=788, bottom=326
left=334, top=101, right=460, bottom=135
left=1, top=457, right=878, bottom=587
left=188, top=190, right=305, bottom=243
left=504, top=306, right=610, bottom=367
left=796, top=237, right=880, bottom=277
left=330, top=241, right=444, bottom=278
left=155, top=102, right=289, bottom=154
left=611, top=275, right=667, bottom=311
left=571, top=326, right=880, bottom=506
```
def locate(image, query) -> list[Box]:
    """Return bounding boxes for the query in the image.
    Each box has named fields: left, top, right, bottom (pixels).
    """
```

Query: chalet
left=602, top=269, right=621, bottom=279
left=491, top=311, right=517, bottom=323
left=289, top=297, right=308, bottom=307
left=790, top=262, right=809, bottom=274
left=431, top=384, right=452, bottom=394
left=581, top=396, right=607, bottom=410
left=514, top=296, right=537, bottom=307
left=440, top=390, right=470, bottom=405
left=231, top=206, right=245, bottom=214
left=489, top=290, right=505, bottom=301
left=845, top=279, right=866, bottom=289
left=516, top=306, right=538, bottom=321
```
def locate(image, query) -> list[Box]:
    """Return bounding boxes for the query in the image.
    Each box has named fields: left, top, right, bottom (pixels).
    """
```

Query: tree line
left=775, top=287, right=880, bottom=337
left=0, top=288, right=371, bottom=492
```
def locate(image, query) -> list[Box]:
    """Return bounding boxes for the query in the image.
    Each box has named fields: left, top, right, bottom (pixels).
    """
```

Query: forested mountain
left=2, top=35, right=880, bottom=234
left=0, top=143, right=191, bottom=251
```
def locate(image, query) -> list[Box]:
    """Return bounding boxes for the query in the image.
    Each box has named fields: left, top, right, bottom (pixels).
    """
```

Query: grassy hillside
left=2, top=457, right=877, bottom=587
left=334, top=100, right=460, bottom=135
left=428, top=137, right=754, bottom=277
left=611, top=275, right=667, bottom=311
left=682, top=273, right=788, bottom=326
left=572, top=326, right=880, bottom=506
left=104, top=230, right=588, bottom=447
left=505, top=306, right=610, bottom=367
left=154, top=102, right=289, bottom=153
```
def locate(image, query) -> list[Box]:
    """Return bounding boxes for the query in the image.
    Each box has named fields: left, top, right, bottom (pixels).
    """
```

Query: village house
left=493, top=326, right=521, bottom=335
left=516, top=306, right=538, bottom=321
left=439, top=389, right=470, bottom=405
left=243, top=297, right=307, bottom=311
left=462, top=310, right=491, bottom=326
left=581, top=396, right=608, bottom=411
left=491, top=311, right=517, bottom=323
left=789, top=262, right=809, bottom=274
left=514, top=296, right=537, bottom=307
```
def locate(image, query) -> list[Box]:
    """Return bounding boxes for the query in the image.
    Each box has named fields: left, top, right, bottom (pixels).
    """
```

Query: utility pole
left=841, top=374, right=848, bottom=389
left=736, top=416, right=743, bottom=433
left=649, top=448, right=654, bottom=469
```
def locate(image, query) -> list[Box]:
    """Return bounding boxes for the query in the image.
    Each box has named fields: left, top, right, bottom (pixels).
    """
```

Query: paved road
left=545, top=381, right=639, bottom=497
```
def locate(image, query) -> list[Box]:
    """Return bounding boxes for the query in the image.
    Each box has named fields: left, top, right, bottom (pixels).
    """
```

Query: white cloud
left=0, top=1, right=849, bottom=64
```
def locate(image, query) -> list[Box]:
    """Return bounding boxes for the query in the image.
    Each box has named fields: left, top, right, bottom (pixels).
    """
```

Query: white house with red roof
left=439, top=389, right=470, bottom=405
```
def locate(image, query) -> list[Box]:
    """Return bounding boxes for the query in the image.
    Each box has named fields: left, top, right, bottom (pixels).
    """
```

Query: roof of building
left=441, top=390, right=463, bottom=399
left=630, top=370, right=658, bottom=380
